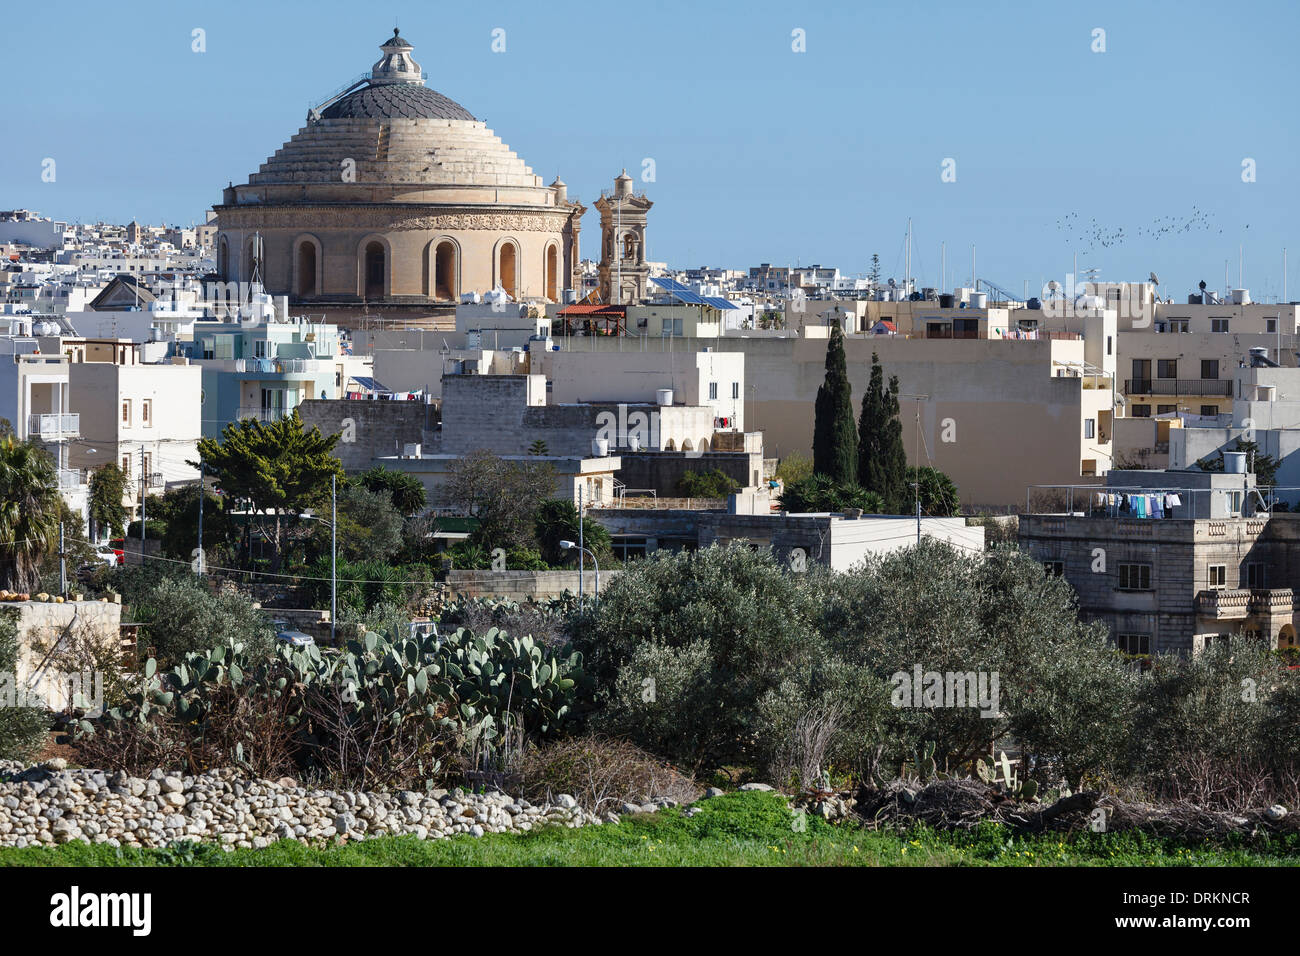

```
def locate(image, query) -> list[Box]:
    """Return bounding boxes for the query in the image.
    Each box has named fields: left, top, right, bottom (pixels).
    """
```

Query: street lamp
left=559, top=539, right=598, bottom=609
left=299, top=473, right=337, bottom=643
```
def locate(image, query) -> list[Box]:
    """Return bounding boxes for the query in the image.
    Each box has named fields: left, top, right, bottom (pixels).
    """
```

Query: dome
left=319, top=84, right=475, bottom=121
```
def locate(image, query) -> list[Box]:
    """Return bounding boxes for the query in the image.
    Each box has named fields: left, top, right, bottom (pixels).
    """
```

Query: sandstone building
left=213, top=30, right=585, bottom=327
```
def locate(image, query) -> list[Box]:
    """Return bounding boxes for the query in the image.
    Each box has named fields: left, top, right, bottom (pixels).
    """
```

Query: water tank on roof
left=1224, top=451, right=1247, bottom=474
left=1027, top=297, right=1042, bottom=310
left=970, top=292, right=988, bottom=309
left=656, top=388, right=673, bottom=406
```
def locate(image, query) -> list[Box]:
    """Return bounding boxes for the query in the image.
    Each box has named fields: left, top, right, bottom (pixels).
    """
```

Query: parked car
left=83, top=544, right=124, bottom=570
left=275, top=629, right=315, bottom=649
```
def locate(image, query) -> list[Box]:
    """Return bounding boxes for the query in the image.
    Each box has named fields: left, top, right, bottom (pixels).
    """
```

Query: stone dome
left=214, top=30, right=584, bottom=314
left=231, top=31, right=551, bottom=205
left=319, top=84, right=475, bottom=121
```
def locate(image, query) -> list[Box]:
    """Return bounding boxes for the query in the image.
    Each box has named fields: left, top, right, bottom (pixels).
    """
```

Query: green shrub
left=572, top=544, right=823, bottom=773
left=675, top=468, right=740, bottom=499
left=778, top=474, right=884, bottom=513
left=141, top=577, right=275, bottom=667
left=0, top=613, right=48, bottom=762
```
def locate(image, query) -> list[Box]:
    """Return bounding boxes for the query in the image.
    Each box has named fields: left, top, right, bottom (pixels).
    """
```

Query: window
left=1116, top=633, right=1151, bottom=656
left=1267, top=317, right=1277, bottom=334
left=1169, top=318, right=1189, bottom=333
left=1084, top=418, right=1095, bottom=439
left=1131, top=404, right=1152, bottom=418
left=1201, top=359, right=1219, bottom=379
left=1212, top=318, right=1229, bottom=333
left=731, top=382, right=740, bottom=399
left=1157, top=359, right=1178, bottom=379
left=1107, top=335, right=1113, bottom=356
left=121, top=399, right=131, bottom=426
left=254, top=340, right=267, bottom=359
left=1245, top=563, right=1267, bottom=588
left=1118, top=562, right=1152, bottom=591
left=1200, top=405, right=1218, bottom=417
left=1043, top=560, right=1064, bottom=577
left=1157, top=404, right=1177, bottom=415
left=1208, top=564, right=1227, bottom=588
left=708, top=382, right=718, bottom=401
left=121, top=455, right=131, bottom=479
left=142, top=399, right=152, bottom=427
left=926, top=321, right=953, bottom=339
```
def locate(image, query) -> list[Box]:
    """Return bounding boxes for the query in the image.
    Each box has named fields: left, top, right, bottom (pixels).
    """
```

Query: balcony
left=56, top=468, right=85, bottom=490
left=1194, top=588, right=1295, bottom=619
left=1124, top=379, right=1233, bottom=397
left=27, top=413, right=79, bottom=439
left=237, top=406, right=293, bottom=423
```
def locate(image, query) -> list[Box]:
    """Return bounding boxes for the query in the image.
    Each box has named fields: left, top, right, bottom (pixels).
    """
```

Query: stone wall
left=3, top=601, right=124, bottom=710
left=298, top=398, right=440, bottom=472
left=445, top=569, right=619, bottom=602
left=614, top=450, right=762, bottom=495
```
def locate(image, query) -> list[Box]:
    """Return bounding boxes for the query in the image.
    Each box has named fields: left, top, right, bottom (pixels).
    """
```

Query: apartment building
left=187, top=315, right=348, bottom=436
left=1019, top=469, right=1298, bottom=657
left=1169, top=363, right=1300, bottom=502
left=66, top=348, right=202, bottom=520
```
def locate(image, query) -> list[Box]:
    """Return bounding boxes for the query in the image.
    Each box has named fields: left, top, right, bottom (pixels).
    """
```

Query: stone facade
left=297, top=398, right=439, bottom=472
left=213, top=32, right=584, bottom=325
left=1019, top=471, right=1300, bottom=655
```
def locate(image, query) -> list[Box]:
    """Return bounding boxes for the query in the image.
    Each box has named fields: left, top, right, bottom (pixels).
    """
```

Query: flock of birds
left=1053, top=208, right=1236, bottom=255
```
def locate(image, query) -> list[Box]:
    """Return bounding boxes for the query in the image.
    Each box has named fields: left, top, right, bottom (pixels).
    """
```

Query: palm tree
left=0, top=436, right=61, bottom=592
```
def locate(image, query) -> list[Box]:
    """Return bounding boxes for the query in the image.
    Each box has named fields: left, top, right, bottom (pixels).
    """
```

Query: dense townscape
left=0, top=13, right=1296, bottom=920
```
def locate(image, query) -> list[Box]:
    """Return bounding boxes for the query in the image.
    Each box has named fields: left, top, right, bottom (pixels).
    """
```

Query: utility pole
left=140, top=445, right=146, bottom=553
left=59, top=520, right=65, bottom=597
left=331, top=472, right=337, bottom=645
left=196, top=455, right=204, bottom=575
left=578, top=484, right=585, bottom=608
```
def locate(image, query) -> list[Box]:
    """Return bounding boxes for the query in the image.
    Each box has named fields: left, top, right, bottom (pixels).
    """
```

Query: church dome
left=229, top=30, right=552, bottom=205
left=319, top=84, right=475, bottom=121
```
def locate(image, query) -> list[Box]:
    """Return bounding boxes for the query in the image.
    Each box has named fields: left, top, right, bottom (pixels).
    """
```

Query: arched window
left=434, top=241, right=457, bottom=301
left=364, top=241, right=385, bottom=299
left=218, top=237, right=229, bottom=278
left=499, top=242, right=517, bottom=299
left=296, top=241, right=317, bottom=297
left=545, top=245, right=559, bottom=302
left=681, top=438, right=694, bottom=452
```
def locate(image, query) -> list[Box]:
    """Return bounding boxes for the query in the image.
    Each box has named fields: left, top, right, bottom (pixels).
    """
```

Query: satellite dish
left=1149, top=272, right=1159, bottom=286
left=887, top=278, right=896, bottom=288
left=1199, top=280, right=1207, bottom=291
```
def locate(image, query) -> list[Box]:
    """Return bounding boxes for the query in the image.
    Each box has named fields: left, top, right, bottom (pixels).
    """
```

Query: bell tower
left=595, top=170, right=652, bottom=305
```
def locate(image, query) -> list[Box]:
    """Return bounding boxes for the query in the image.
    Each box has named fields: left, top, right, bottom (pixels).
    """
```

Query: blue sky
left=5, top=0, right=1297, bottom=299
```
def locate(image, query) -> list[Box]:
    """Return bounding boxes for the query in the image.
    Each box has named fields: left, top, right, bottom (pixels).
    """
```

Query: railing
left=233, top=358, right=327, bottom=375
left=1195, top=588, right=1294, bottom=618
left=237, top=406, right=293, bottom=423
left=27, top=413, right=79, bottom=438
left=1124, top=379, right=1233, bottom=397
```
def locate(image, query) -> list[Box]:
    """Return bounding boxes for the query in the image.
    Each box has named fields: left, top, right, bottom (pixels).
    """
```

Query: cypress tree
left=858, top=353, right=910, bottom=512
left=881, top=372, right=909, bottom=513
left=812, top=320, right=857, bottom=484
left=858, top=352, right=886, bottom=499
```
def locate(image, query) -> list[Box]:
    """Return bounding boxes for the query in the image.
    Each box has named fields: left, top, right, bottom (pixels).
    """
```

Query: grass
left=1, top=792, right=1297, bottom=867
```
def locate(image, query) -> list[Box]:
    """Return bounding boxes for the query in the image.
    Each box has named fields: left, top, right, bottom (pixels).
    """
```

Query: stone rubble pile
left=0, top=759, right=643, bottom=851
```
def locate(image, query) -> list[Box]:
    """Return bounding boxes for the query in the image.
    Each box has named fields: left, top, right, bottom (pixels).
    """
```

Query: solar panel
left=650, top=276, right=690, bottom=293
left=673, top=291, right=706, bottom=304
left=704, top=297, right=741, bottom=310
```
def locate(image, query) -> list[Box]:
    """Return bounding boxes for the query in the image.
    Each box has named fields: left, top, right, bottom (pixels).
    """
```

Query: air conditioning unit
left=402, top=443, right=421, bottom=458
